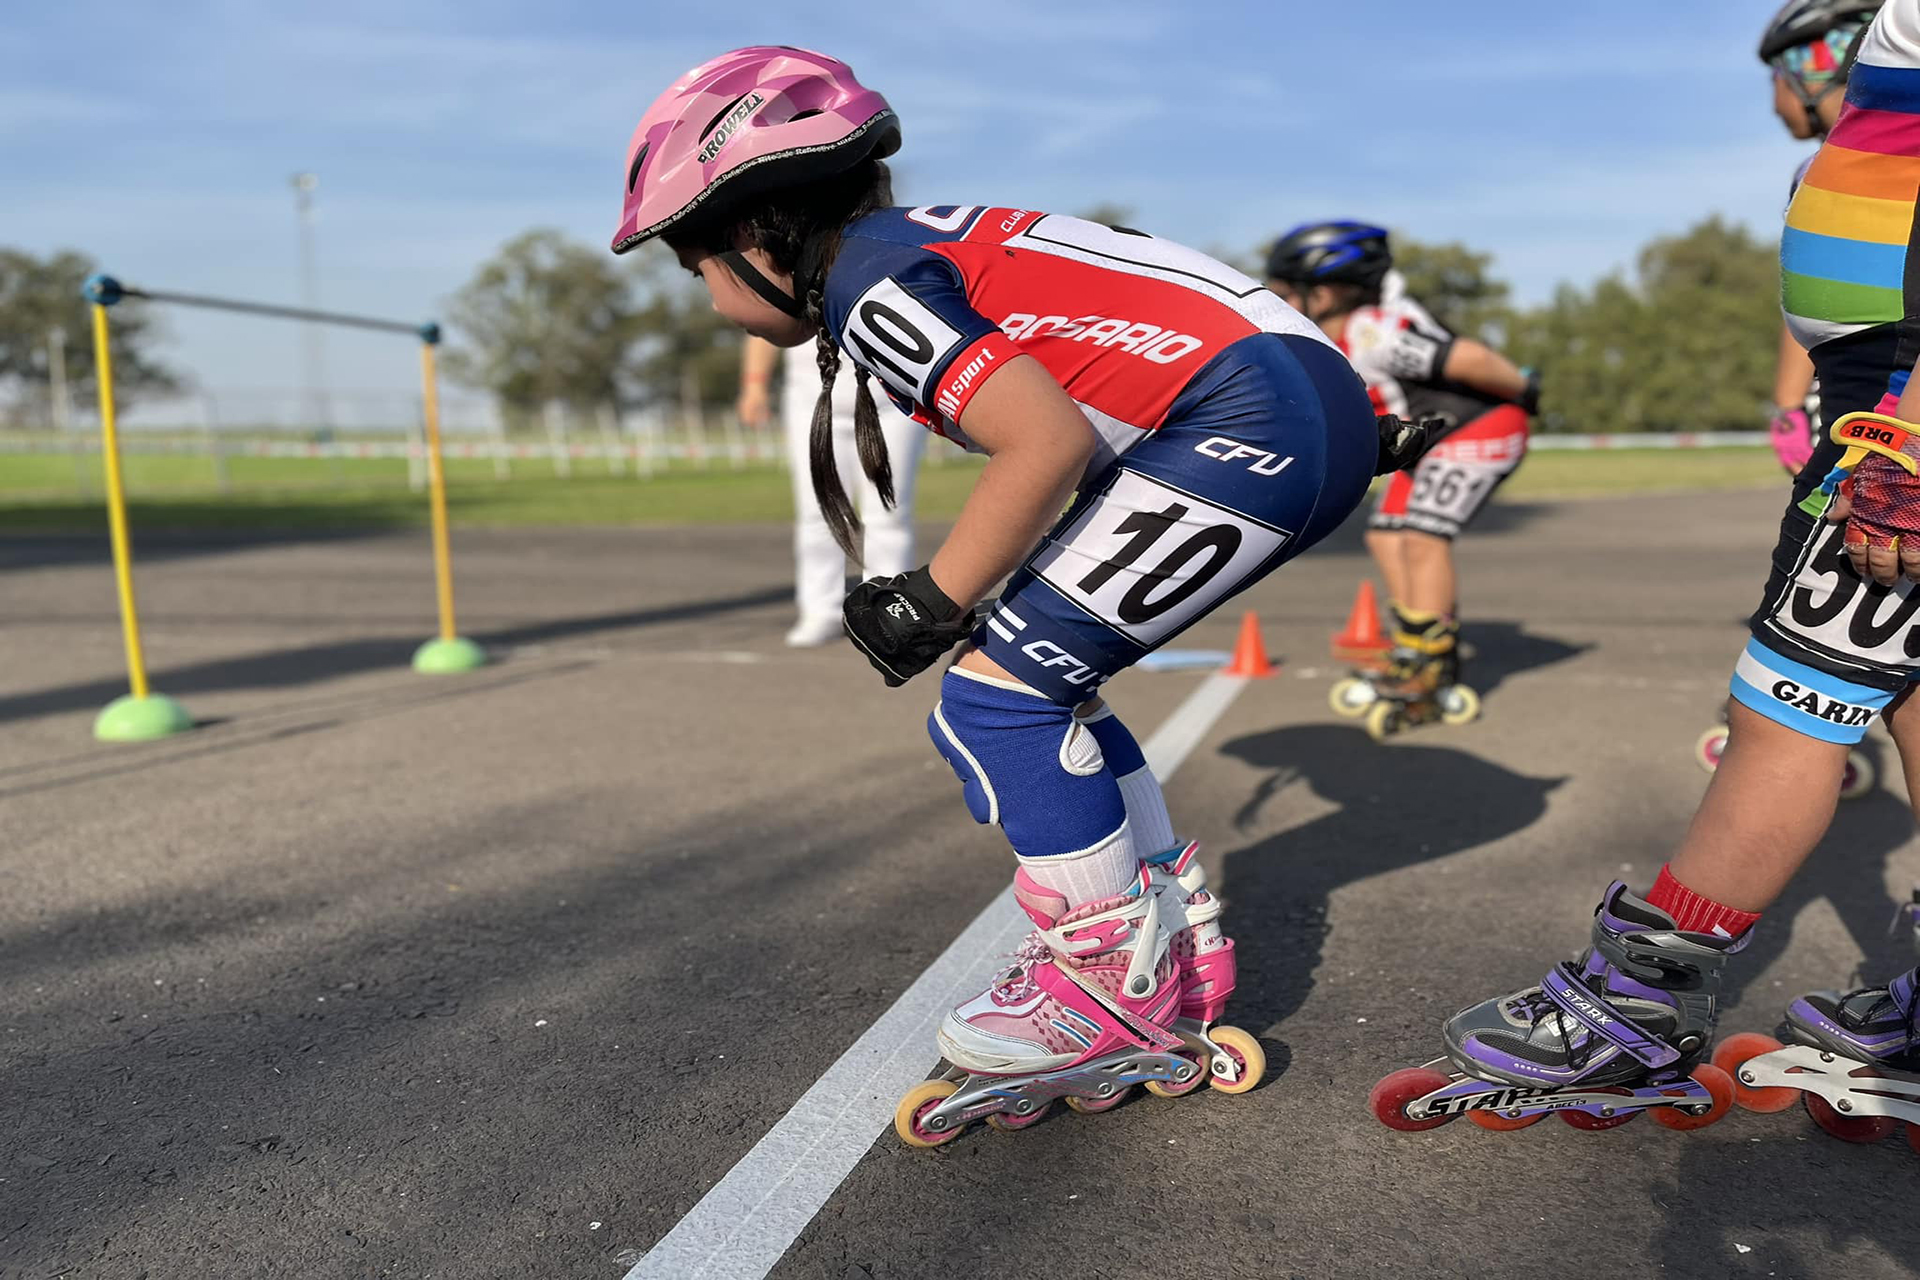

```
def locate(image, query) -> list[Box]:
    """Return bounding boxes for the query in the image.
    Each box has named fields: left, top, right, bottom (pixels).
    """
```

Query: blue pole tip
left=418, top=321, right=442, bottom=345
left=83, top=274, right=125, bottom=306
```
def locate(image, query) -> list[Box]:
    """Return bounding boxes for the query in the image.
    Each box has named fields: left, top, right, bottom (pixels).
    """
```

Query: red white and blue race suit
left=822, top=205, right=1377, bottom=703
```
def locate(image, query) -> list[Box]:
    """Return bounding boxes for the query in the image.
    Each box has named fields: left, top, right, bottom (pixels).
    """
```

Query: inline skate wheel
left=1712, top=1032, right=1798, bottom=1113
left=1364, top=701, right=1400, bottom=743
left=986, top=1100, right=1053, bottom=1131
left=1559, top=1107, right=1640, bottom=1131
left=1205, top=1025, right=1265, bottom=1095
left=1466, top=1106, right=1544, bottom=1131
left=1839, top=750, right=1876, bottom=800
left=1369, top=1067, right=1454, bottom=1132
left=1694, top=727, right=1727, bottom=774
left=1064, top=1087, right=1131, bottom=1114
left=1439, top=684, right=1481, bottom=726
left=1803, top=1090, right=1898, bottom=1144
left=1329, top=677, right=1375, bottom=718
left=894, top=1079, right=964, bottom=1149
left=1649, top=1063, right=1735, bottom=1131
left=1144, top=1052, right=1209, bottom=1099
left=1907, top=1122, right=1920, bottom=1156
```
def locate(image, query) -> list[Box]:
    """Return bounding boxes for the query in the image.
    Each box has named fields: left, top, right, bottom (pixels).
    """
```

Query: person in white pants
left=738, top=336, right=925, bottom=646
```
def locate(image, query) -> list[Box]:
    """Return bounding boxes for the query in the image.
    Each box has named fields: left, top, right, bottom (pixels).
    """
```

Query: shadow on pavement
left=1215, top=723, right=1566, bottom=1073
left=0, top=586, right=788, bottom=726
left=1459, top=619, right=1589, bottom=700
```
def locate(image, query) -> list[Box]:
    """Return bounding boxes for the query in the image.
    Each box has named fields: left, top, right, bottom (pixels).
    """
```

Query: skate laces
left=990, top=933, right=1055, bottom=1002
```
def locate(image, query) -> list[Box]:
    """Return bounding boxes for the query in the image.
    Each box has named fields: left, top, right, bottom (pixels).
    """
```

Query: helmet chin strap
left=719, top=250, right=805, bottom=320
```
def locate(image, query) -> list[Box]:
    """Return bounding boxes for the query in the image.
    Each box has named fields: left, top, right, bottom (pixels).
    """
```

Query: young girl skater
left=611, top=46, right=1413, bottom=1145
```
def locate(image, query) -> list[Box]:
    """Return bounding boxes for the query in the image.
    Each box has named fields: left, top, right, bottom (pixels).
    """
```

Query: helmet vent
left=787, top=108, right=824, bottom=122
left=626, top=143, right=649, bottom=194
left=701, top=94, right=752, bottom=142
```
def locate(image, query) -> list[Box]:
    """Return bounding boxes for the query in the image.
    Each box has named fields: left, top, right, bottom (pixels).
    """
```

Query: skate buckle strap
left=1541, top=962, right=1681, bottom=1070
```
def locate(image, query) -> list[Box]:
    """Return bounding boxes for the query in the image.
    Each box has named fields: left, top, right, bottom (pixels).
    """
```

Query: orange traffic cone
left=1225, top=611, right=1276, bottom=678
left=1332, top=580, right=1392, bottom=665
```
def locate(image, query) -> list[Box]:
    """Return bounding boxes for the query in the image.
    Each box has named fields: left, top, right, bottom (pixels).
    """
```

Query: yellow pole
left=420, top=341, right=458, bottom=643
left=91, top=303, right=151, bottom=700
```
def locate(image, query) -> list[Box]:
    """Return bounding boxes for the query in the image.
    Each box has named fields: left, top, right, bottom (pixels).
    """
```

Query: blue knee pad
left=1077, top=706, right=1147, bottom=776
left=927, top=669, right=1126, bottom=859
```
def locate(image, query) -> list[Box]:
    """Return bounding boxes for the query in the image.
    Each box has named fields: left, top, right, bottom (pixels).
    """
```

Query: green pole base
left=412, top=635, right=488, bottom=674
left=94, top=693, right=195, bottom=742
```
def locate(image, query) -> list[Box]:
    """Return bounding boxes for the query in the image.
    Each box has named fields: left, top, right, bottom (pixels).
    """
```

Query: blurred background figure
left=738, top=335, right=923, bottom=646
left=1267, top=222, right=1536, bottom=733
left=1761, top=0, right=1883, bottom=474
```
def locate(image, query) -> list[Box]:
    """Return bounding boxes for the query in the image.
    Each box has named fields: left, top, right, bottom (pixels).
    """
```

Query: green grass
left=0, top=445, right=1784, bottom=531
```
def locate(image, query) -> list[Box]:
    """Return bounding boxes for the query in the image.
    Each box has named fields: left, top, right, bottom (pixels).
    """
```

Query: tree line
left=0, top=216, right=1780, bottom=434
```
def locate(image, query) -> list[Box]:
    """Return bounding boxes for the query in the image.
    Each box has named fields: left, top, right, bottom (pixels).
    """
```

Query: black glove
left=1516, top=368, right=1542, bottom=416
left=843, top=566, right=977, bottom=687
left=1375, top=414, right=1444, bottom=475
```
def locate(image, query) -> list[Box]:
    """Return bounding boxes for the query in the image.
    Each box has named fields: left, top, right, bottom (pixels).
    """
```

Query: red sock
left=1646, top=864, right=1762, bottom=939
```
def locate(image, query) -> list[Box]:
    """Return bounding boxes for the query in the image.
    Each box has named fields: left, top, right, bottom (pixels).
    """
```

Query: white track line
left=626, top=671, right=1248, bottom=1280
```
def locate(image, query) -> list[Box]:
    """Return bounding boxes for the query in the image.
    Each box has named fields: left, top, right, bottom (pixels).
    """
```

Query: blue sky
left=7, top=0, right=1807, bottom=403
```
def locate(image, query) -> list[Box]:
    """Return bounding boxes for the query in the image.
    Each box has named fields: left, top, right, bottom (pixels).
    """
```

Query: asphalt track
left=4, top=487, right=1919, bottom=1280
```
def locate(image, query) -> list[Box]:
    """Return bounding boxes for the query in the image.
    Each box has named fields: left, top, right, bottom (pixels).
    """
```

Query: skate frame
left=1737, top=1044, right=1920, bottom=1123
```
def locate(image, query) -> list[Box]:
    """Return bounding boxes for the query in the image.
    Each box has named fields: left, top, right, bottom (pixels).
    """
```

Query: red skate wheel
left=1559, top=1107, right=1640, bottom=1131
left=1065, top=1087, right=1130, bottom=1114
left=1804, top=1090, right=1897, bottom=1144
left=1466, top=1107, right=1543, bottom=1131
left=1712, top=1032, right=1798, bottom=1113
left=986, top=1100, right=1053, bottom=1130
left=1204, top=1025, right=1265, bottom=1095
left=1906, top=1122, right=1920, bottom=1156
left=1650, top=1063, right=1735, bottom=1131
left=1369, top=1067, right=1454, bottom=1132
left=894, top=1079, right=964, bottom=1149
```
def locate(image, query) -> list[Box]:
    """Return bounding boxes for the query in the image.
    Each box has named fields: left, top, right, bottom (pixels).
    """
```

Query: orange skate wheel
left=1204, top=1025, right=1265, bottom=1095
left=1804, top=1090, right=1897, bottom=1144
left=1650, top=1062, right=1734, bottom=1131
left=1712, top=1032, right=1798, bottom=1113
left=1369, top=1066, right=1454, bottom=1132
left=894, top=1079, right=964, bottom=1149
left=1559, top=1107, right=1640, bottom=1131
left=1466, top=1106, right=1544, bottom=1131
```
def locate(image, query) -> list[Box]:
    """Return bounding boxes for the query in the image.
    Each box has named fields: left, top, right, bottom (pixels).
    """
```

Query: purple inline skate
left=1372, top=882, right=1738, bottom=1133
left=1716, top=960, right=1920, bottom=1153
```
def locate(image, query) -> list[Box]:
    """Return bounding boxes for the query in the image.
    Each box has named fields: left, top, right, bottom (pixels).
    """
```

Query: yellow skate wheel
left=1065, top=1086, right=1130, bottom=1114
left=894, top=1079, right=963, bottom=1149
left=1693, top=726, right=1728, bottom=774
left=1145, top=1052, right=1210, bottom=1098
left=1205, top=1025, right=1266, bottom=1095
left=986, top=1099, right=1053, bottom=1130
left=1840, top=750, right=1876, bottom=800
left=1712, top=1032, right=1798, bottom=1114
left=1329, top=677, right=1374, bottom=718
left=1439, top=684, right=1480, bottom=726
left=1364, top=700, right=1399, bottom=743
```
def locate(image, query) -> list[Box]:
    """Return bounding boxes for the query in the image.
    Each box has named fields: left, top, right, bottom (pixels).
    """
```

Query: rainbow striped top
left=1782, top=4, right=1920, bottom=362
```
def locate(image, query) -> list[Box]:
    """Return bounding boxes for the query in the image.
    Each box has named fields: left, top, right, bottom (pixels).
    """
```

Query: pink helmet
left=610, top=46, right=899, bottom=255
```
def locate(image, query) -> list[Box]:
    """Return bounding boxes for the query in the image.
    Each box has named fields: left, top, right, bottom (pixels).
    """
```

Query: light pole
left=290, top=172, right=330, bottom=440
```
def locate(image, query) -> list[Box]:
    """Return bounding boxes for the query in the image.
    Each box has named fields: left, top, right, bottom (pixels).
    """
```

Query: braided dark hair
left=670, top=159, right=895, bottom=561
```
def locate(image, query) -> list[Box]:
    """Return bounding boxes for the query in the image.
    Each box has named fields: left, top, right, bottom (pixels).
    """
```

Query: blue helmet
left=1265, top=221, right=1392, bottom=290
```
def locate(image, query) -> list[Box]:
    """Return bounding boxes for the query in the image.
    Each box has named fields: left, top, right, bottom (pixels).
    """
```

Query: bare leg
left=1365, top=529, right=1409, bottom=606
left=1399, top=530, right=1457, bottom=617
left=1667, top=700, right=1848, bottom=912
left=1879, top=688, right=1920, bottom=822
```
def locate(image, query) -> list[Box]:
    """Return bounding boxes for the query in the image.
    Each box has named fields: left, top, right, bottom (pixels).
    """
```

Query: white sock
left=1115, top=765, right=1176, bottom=856
left=1017, top=823, right=1137, bottom=909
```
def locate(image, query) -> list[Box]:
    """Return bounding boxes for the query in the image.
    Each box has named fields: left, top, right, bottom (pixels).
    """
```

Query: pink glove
left=1768, top=406, right=1814, bottom=474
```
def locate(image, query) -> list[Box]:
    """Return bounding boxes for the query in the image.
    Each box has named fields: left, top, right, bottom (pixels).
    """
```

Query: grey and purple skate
left=1372, top=882, right=1739, bottom=1133
left=1716, top=964, right=1920, bottom=1152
